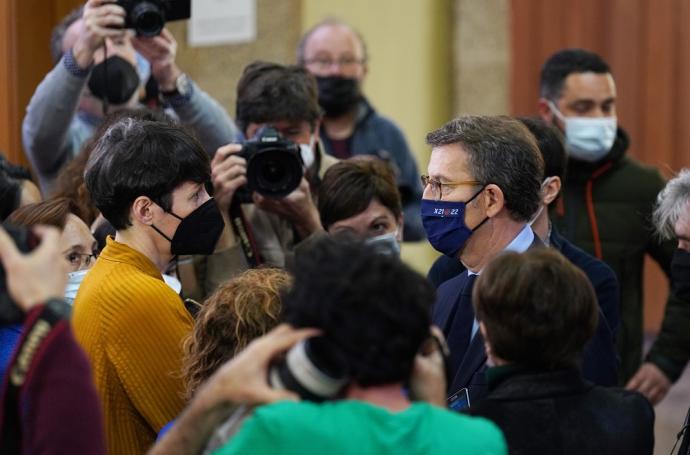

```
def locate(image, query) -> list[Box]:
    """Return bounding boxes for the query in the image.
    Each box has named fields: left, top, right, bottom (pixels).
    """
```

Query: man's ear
left=481, top=184, right=505, bottom=218
left=542, top=176, right=562, bottom=206
left=537, top=98, right=555, bottom=123
left=131, top=196, right=155, bottom=225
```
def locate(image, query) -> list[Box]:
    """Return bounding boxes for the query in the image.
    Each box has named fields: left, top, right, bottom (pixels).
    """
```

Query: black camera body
left=117, top=0, right=191, bottom=37
left=0, top=223, right=39, bottom=326
left=268, top=336, right=349, bottom=402
left=235, top=127, right=305, bottom=202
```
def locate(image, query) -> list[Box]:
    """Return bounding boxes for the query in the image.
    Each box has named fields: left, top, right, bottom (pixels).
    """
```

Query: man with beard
left=297, top=20, right=424, bottom=239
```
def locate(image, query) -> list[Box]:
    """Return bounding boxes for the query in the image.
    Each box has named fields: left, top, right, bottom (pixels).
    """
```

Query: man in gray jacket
left=23, top=0, right=238, bottom=194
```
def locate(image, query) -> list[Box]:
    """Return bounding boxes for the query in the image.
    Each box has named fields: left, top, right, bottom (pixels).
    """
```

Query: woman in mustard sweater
left=72, top=117, right=225, bottom=454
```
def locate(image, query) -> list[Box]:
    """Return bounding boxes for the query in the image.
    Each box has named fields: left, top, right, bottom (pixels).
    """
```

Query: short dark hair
left=473, top=248, right=598, bottom=369
left=318, top=159, right=402, bottom=231
left=235, top=61, right=322, bottom=135
left=296, top=18, right=369, bottom=65
left=9, top=197, right=85, bottom=229
left=50, top=6, right=84, bottom=64
left=84, top=119, right=211, bottom=230
left=518, top=117, right=567, bottom=181
left=55, top=109, right=174, bottom=226
left=426, top=116, right=544, bottom=222
left=282, top=235, right=434, bottom=387
left=539, top=48, right=611, bottom=101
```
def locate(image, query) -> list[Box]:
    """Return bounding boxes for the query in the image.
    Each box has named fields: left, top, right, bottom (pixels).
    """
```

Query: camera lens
left=131, top=1, right=165, bottom=37
left=248, top=148, right=302, bottom=198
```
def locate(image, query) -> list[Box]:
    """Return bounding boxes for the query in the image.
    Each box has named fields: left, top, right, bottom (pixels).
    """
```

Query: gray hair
left=296, top=18, right=368, bottom=65
left=426, top=116, right=544, bottom=222
left=653, top=169, right=690, bottom=240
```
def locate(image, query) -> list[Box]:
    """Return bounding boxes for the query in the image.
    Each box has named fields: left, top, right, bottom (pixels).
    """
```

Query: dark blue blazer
left=432, top=229, right=620, bottom=404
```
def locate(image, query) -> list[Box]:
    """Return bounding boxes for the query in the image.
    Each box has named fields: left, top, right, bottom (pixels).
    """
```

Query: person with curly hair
left=182, top=268, right=290, bottom=400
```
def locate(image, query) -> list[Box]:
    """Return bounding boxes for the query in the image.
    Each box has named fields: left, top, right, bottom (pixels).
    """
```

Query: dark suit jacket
left=465, top=368, right=654, bottom=455
left=431, top=227, right=620, bottom=394
left=432, top=233, right=544, bottom=403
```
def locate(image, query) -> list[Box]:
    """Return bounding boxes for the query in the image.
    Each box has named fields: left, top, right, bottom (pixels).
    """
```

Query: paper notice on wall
left=188, top=0, right=256, bottom=46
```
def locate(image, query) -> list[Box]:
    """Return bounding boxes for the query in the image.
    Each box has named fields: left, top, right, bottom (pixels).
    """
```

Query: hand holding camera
left=73, top=0, right=128, bottom=68
left=131, top=28, right=180, bottom=90
left=0, top=225, right=68, bottom=314
left=409, top=326, right=449, bottom=407
left=211, top=144, right=247, bottom=213
left=253, top=178, right=322, bottom=240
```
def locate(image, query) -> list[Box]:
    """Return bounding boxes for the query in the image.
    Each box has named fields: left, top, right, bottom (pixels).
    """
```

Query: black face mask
left=315, top=76, right=362, bottom=117
left=151, top=198, right=225, bottom=256
left=88, top=56, right=140, bottom=106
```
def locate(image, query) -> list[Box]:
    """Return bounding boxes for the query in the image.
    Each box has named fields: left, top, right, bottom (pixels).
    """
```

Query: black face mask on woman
left=151, top=198, right=225, bottom=256
left=315, top=76, right=362, bottom=117
left=88, top=56, right=140, bottom=106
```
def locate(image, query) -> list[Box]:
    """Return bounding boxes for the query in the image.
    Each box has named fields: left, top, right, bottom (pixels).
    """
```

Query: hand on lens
left=409, top=326, right=449, bottom=407
left=132, top=28, right=180, bottom=90
left=0, top=225, right=69, bottom=311
left=200, top=324, right=320, bottom=406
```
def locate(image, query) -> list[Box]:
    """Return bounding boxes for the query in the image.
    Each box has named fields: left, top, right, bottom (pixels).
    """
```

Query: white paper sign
left=188, top=0, right=256, bottom=46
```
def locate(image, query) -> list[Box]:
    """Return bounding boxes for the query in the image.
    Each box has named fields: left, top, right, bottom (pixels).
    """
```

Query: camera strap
left=228, top=198, right=263, bottom=268
left=0, top=301, right=67, bottom=453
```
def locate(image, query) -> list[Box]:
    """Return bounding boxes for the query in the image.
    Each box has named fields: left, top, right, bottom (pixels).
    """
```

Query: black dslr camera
left=235, top=127, right=305, bottom=202
left=0, top=223, right=39, bottom=326
left=117, top=0, right=191, bottom=37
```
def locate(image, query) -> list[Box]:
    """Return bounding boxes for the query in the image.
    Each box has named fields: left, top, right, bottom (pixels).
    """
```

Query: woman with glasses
left=0, top=197, right=97, bottom=381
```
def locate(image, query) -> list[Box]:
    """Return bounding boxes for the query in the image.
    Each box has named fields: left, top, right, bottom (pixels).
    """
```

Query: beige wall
left=169, top=0, right=302, bottom=121
left=454, top=0, right=509, bottom=115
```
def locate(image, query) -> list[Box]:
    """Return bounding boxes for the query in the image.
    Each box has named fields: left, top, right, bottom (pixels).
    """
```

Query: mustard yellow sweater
left=73, top=238, right=193, bottom=454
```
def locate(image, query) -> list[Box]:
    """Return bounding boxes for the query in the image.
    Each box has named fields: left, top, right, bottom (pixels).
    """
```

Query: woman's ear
left=131, top=196, right=155, bottom=225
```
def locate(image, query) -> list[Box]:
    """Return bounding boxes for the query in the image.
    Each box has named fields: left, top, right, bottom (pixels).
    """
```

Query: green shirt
left=213, top=400, right=506, bottom=455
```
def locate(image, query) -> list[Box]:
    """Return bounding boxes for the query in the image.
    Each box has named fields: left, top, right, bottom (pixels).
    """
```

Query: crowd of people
left=0, top=1, right=689, bottom=454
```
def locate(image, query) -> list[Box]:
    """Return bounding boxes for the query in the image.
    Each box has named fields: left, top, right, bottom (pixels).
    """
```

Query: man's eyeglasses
left=66, top=251, right=99, bottom=270
left=303, top=57, right=365, bottom=71
left=421, top=175, right=481, bottom=201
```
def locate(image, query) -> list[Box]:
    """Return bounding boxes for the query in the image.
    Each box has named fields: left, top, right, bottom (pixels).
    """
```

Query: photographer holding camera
left=152, top=237, right=506, bottom=455
left=205, top=61, right=337, bottom=273
left=23, top=0, right=238, bottom=194
left=0, top=224, right=105, bottom=454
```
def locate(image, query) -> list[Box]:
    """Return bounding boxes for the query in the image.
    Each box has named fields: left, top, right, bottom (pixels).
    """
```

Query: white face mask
left=64, top=269, right=90, bottom=305
left=549, top=102, right=617, bottom=163
left=365, top=230, right=401, bottom=257
left=299, top=134, right=316, bottom=169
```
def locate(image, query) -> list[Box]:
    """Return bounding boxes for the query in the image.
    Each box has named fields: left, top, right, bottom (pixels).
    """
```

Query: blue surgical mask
left=365, top=230, right=400, bottom=257
left=549, top=102, right=617, bottom=162
left=421, top=187, right=487, bottom=258
left=64, top=269, right=89, bottom=305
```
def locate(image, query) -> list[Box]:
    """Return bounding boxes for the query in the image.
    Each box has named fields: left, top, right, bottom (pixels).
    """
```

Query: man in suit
left=426, top=118, right=620, bottom=388
left=421, top=116, right=543, bottom=403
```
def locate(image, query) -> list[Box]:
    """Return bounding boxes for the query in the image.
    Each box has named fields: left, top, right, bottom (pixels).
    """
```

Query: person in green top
left=151, top=236, right=506, bottom=455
